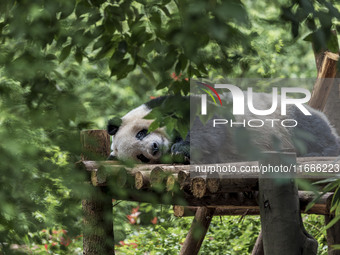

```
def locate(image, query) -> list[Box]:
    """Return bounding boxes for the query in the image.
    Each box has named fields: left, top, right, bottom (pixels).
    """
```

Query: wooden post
left=81, top=129, right=111, bottom=161
left=259, top=152, right=318, bottom=255
left=179, top=207, right=215, bottom=255
left=311, top=35, right=340, bottom=254
left=316, top=51, right=340, bottom=255
left=82, top=187, right=114, bottom=255
left=81, top=130, right=115, bottom=255
left=324, top=80, right=340, bottom=135
left=325, top=194, right=340, bottom=255
left=309, top=52, right=339, bottom=111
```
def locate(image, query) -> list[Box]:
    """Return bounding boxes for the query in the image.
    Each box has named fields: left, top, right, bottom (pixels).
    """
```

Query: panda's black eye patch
left=137, top=154, right=150, bottom=163
left=136, top=129, right=148, bottom=140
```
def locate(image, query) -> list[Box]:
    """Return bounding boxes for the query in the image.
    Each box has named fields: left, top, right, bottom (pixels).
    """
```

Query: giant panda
left=107, top=94, right=340, bottom=164
left=107, top=97, right=173, bottom=163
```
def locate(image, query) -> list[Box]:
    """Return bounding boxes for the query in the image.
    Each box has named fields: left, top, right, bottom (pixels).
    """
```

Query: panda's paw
left=171, top=141, right=190, bottom=164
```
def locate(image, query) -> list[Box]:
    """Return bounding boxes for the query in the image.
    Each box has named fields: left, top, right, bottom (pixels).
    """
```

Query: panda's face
left=109, top=105, right=170, bottom=163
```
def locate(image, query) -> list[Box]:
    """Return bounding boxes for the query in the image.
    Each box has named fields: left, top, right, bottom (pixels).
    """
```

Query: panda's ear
left=107, top=117, right=122, bottom=136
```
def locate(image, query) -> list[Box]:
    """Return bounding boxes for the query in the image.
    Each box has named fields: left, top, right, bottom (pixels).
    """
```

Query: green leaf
left=177, top=119, right=189, bottom=139
left=313, top=178, right=338, bottom=185
left=59, top=2, right=76, bottom=19
left=327, top=32, right=339, bottom=53
left=75, top=0, right=92, bottom=18
left=331, top=185, right=340, bottom=214
left=325, top=215, right=340, bottom=230
left=165, top=117, right=175, bottom=133
left=331, top=244, right=340, bottom=250
left=304, top=193, right=323, bottom=213
left=116, top=64, right=134, bottom=80
left=302, top=32, right=313, bottom=42
left=148, top=119, right=160, bottom=133
left=160, top=6, right=171, bottom=17
left=90, top=0, right=105, bottom=7
left=150, top=10, right=162, bottom=28
left=296, top=179, right=319, bottom=193
left=323, top=180, right=340, bottom=193
left=141, top=67, right=156, bottom=84
left=59, top=44, right=72, bottom=63
left=157, top=79, right=172, bottom=90
left=94, top=42, right=114, bottom=60
left=75, top=47, right=83, bottom=64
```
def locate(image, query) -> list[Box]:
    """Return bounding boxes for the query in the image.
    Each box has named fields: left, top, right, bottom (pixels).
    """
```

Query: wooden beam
left=174, top=205, right=259, bottom=217
left=191, top=176, right=207, bottom=198
left=90, top=165, right=127, bottom=187
left=135, top=171, right=150, bottom=190
left=166, top=174, right=178, bottom=191
left=173, top=192, right=333, bottom=216
left=79, top=156, right=338, bottom=173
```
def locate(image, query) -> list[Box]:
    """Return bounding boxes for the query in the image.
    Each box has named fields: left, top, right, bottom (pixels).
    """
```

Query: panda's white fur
left=108, top=94, right=340, bottom=163
left=109, top=104, right=170, bottom=163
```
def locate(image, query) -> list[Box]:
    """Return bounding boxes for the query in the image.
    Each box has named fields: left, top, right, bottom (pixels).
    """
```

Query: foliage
left=22, top=228, right=82, bottom=255
left=112, top=205, right=328, bottom=255
left=10, top=205, right=330, bottom=255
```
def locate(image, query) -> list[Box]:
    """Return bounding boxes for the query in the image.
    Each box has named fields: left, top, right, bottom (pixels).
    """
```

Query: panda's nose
left=152, top=142, right=159, bottom=155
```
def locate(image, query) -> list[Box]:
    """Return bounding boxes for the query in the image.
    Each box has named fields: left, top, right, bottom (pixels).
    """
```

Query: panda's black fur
left=108, top=95, right=340, bottom=164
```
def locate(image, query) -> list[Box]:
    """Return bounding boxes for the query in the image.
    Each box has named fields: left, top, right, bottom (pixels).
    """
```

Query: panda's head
left=107, top=104, right=170, bottom=163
